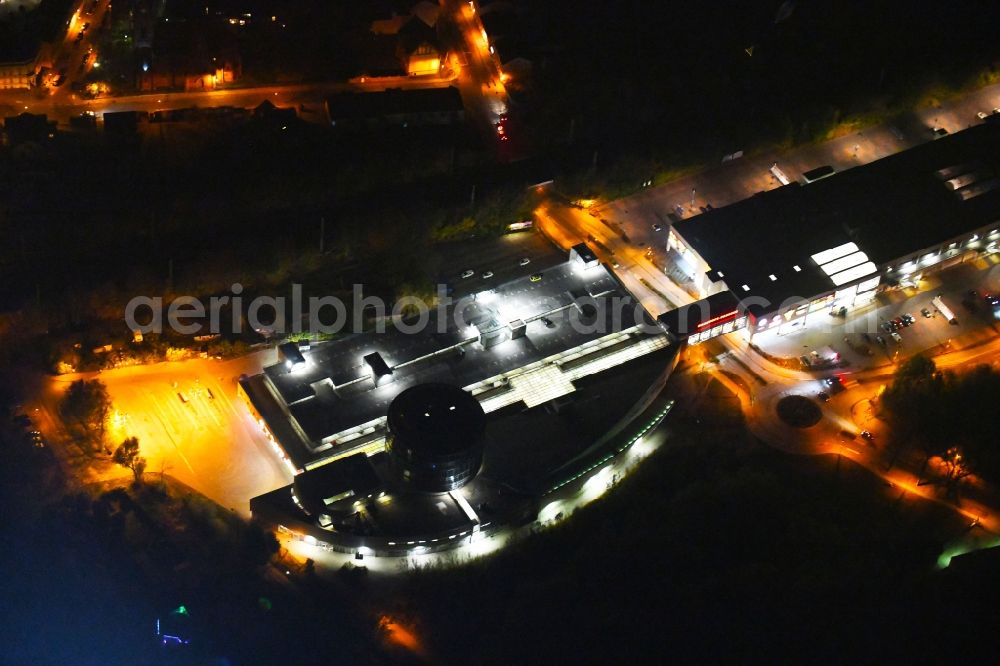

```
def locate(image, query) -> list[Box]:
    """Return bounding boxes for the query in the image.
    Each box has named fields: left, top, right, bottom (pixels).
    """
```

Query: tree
left=879, top=355, right=946, bottom=471
left=880, top=356, right=1000, bottom=491
left=60, top=379, right=112, bottom=444
left=113, top=436, right=146, bottom=483
left=940, top=447, right=972, bottom=499
left=241, top=521, right=279, bottom=567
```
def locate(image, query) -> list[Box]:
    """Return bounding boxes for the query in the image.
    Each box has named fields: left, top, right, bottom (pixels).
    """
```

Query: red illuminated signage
left=695, top=309, right=740, bottom=330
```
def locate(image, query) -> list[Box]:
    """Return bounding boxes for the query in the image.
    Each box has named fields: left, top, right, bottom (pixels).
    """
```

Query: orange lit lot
left=82, top=354, right=291, bottom=514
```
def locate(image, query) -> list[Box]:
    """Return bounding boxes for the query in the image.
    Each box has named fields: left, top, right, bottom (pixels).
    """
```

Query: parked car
left=901, top=313, right=915, bottom=325
left=481, top=271, right=494, bottom=279
left=890, top=332, right=903, bottom=343
left=652, top=223, right=663, bottom=232
left=817, top=392, right=830, bottom=402
left=529, top=273, right=543, bottom=282
left=978, top=111, right=990, bottom=120
left=540, top=317, right=555, bottom=329
left=921, top=307, right=933, bottom=318
left=518, top=257, right=531, bottom=266
left=461, top=269, right=474, bottom=279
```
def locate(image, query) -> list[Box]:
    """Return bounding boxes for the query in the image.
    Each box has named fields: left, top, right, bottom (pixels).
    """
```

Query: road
left=535, top=78, right=1000, bottom=544
left=539, top=80, right=1000, bottom=316
left=31, top=352, right=292, bottom=515
left=0, top=0, right=459, bottom=125
left=600, top=80, right=1000, bottom=238
left=535, top=201, right=694, bottom=316
left=662, top=255, right=1000, bottom=536
left=437, top=0, right=513, bottom=155
left=1, top=75, right=460, bottom=125
left=0, top=0, right=515, bottom=151
left=704, top=330, right=1000, bottom=531
left=1, top=1, right=506, bottom=130
left=44, top=0, right=109, bottom=97
left=674, top=280, right=1000, bottom=536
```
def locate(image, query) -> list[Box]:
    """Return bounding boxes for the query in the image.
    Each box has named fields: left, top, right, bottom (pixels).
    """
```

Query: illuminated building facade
left=0, top=55, right=38, bottom=90
left=667, top=122, right=1000, bottom=337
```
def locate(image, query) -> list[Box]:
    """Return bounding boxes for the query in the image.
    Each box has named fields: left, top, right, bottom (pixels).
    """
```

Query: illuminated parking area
left=100, top=356, right=295, bottom=515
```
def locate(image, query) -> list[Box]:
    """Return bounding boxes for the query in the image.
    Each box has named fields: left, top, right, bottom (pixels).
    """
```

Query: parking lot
left=430, top=229, right=566, bottom=299
left=752, top=259, right=1000, bottom=368
left=40, top=352, right=292, bottom=514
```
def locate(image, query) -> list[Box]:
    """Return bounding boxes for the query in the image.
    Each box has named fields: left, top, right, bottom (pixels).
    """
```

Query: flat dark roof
left=387, top=383, right=485, bottom=456
left=3, top=112, right=54, bottom=143
left=675, top=123, right=1000, bottom=309
left=244, top=261, right=652, bottom=465
left=279, top=341, right=306, bottom=367
left=571, top=242, right=598, bottom=263
left=293, top=453, right=381, bottom=512
left=656, top=290, right=747, bottom=337
left=363, top=351, right=392, bottom=379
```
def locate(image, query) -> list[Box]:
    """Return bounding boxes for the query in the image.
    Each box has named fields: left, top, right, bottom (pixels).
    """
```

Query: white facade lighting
left=820, top=251, right=868, bottom=276
left=828, top=261, right=878, bottom=286
left=810, top=242, right=858, bottom=266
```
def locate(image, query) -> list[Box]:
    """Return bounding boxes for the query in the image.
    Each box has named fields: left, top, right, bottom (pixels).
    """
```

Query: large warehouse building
left=665, top=121, right=1000, bottom=342
left=244, top=248, right=682, bottom=555
left=240, top=248, right=669, bottom=474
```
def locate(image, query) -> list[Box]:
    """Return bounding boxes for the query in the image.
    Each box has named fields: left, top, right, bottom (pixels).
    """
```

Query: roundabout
left=775, top=395, right=823, bottom=428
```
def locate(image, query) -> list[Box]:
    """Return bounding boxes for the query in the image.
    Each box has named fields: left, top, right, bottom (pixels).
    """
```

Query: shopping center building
left=242, top=247, right=682, bottom=555
left=240, top=247, right=670, bottom=474
left=666, top=121, right=1000, bottom=343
